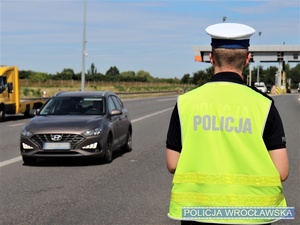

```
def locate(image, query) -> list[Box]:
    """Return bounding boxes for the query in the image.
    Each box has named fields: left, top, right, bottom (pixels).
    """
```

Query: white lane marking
left=0, top=156, right=22, bottom=168
left=0, top=107, right=173, bottom=168
left=8, top=123, right=25, bottom=127
left=131, top=107, right=173, bottom=123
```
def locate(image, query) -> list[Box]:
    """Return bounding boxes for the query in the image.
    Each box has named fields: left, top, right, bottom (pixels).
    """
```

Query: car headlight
left=21, top=127, right=33, bottom=137
left=83, top=125, right=102, bottom=136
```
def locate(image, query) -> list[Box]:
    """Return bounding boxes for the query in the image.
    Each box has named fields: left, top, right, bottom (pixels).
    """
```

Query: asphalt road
left=0, top=94, right=299, bottom=225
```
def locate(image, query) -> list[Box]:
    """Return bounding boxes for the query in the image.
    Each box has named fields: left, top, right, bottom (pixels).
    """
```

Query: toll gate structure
left=193, top=45, right=300, bottom=93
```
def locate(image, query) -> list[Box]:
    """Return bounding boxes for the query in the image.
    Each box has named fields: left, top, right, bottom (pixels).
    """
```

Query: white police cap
left=205, top=23, right=256, bottom=49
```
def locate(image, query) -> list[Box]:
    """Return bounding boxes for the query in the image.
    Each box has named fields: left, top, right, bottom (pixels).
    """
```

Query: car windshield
left=39, top=97, right=105, bottom=115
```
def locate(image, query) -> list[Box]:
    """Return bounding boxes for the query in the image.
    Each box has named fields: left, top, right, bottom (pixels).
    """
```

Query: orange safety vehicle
left=0, top=66, right=45, bottom=122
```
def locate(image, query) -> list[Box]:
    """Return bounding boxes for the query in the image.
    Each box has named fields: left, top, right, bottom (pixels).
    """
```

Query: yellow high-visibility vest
left=168, top=82, right=286, bottom=224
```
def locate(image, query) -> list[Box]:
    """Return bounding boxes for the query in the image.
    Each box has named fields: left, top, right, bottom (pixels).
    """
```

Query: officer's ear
left=244, top=52, right=251, bottom=66
left=209, top=52, right=215, bottom=65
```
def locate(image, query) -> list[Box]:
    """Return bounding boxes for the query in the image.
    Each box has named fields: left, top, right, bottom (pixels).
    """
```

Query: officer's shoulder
left=247, top=85, right=273, bottom=101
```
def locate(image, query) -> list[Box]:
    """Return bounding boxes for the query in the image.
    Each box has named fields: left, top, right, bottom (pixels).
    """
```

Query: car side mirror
left=29, top=109, right=39, bottom=116
left=7, top=82, right=13, bottom=93
left=109, top=109, right=122, bottom=117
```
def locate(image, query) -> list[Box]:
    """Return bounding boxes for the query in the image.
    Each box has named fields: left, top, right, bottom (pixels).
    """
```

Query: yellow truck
left=0, top=66, right=46, bottom=122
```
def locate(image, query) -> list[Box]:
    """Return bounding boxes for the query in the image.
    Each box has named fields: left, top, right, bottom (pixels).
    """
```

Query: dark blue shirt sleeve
left=166, top=103, right=182, bottom=152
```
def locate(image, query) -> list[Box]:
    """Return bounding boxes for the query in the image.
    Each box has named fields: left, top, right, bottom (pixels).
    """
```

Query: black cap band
left=211, top=38, right=250, bottom=49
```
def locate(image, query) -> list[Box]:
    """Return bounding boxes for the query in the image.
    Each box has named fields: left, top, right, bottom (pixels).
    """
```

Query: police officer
left=166, top=23, right=289, bottom=225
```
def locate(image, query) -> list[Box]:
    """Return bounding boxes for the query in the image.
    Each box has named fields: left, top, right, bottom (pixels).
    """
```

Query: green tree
left=106, top=66, right=120, bottom=76
left=192, top=70, right=210, bottom=86
left=263, top=66, right=278, bottom=85
left=181, top=74, right=191, bottom=84
left=72, top=72, right=81, bottom=81
left=29, top=72, right=49, bottom=82
left=136, top=70, right=154, bottom=82
left=87, top=73, right=105, bottom=81
left=120, top=71, right=136, bottom=81
left=54, top=68, right=74, bottom=80
left=19, top=70, right=31, bottom=79
left=205, top=66, right=214, bottom=78
left=251, top=65, right=264, bottom=84
left=88, top=63, right=97, bottom=75
left=288, top=64, right=300, bottom=88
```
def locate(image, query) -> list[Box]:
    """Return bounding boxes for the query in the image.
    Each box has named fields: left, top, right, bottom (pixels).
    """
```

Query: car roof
left=53, top=91, right=116, bottom=98
left=254, top=82, right=266, bottom=86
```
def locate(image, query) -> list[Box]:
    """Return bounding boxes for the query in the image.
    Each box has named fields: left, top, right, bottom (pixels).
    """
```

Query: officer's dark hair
left=212, top=47, right=249, bottom=70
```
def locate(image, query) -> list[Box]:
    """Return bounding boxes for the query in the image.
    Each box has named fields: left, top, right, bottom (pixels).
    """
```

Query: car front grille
left=30, top=134, right=85, bottom=149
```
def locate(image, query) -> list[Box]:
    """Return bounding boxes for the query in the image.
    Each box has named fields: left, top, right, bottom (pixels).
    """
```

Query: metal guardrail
left=21, top=90, right=181, bottom=100
left=21, top=97, right=48, bottom=100
left=116, top=90, right=181, bottom=95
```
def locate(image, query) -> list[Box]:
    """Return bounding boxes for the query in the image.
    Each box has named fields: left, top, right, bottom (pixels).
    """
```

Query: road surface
left=0, top=94, right=299, bottom=225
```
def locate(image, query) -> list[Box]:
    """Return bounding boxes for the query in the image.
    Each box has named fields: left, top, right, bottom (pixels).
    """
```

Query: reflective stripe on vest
left=171, top=192, right=284, bottom=206
left=173, top=173, right=281, bottom=186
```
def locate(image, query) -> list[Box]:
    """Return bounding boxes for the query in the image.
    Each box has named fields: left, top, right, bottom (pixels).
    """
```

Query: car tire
left=22, top=157, right=36, bottom=165
left=0, top=108, right=5, bottom=122
left=121, top=129, right=132, bottom=152
left=104, top=134, right=113, bottom=163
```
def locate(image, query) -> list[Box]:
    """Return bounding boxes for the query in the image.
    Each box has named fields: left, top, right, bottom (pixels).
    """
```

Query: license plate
left=43, top=142, right=71, bottom=150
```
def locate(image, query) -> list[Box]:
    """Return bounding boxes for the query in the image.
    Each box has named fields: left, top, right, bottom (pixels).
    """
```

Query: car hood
left=26, top=115, right=104, bottom=134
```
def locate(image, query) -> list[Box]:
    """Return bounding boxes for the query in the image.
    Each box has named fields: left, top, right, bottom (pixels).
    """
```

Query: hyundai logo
left=51, top=134, right=62, bottom=141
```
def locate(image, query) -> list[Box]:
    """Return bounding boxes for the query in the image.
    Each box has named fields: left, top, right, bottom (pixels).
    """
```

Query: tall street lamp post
left=81, top=0, right=87, bottom=92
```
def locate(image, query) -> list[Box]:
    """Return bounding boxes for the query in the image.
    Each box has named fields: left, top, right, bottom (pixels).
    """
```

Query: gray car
left=254, top=82, right=267, bottom=93
left=20, top=91, right=132, bottom=165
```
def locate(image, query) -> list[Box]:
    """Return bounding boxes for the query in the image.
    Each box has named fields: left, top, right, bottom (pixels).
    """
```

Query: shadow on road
left=22, top=148, right=130, bottom=167
left=2, top=114, right=31, bottom=122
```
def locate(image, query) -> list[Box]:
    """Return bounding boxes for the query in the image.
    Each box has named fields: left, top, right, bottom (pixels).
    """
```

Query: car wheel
left=0, top=108, right=6, bottom=122
left=121, top=129, right=132, bottom=152
left=104, top=134, right=113, bottom=163
left=22, top=156, right=36, bottom=165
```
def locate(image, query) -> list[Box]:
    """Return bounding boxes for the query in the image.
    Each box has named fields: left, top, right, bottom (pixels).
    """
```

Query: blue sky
left=1, top=0, right=299, bottom=78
